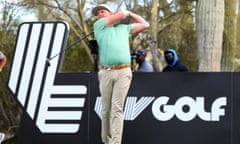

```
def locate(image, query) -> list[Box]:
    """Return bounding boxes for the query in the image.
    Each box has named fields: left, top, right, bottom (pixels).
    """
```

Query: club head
left=46, top=59, right=51, bottom=67
left=0, top=132, right=5, bottom=144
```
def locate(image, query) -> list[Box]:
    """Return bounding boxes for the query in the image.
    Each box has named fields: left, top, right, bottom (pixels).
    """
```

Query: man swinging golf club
left=92, top=3, right=149, bottom=144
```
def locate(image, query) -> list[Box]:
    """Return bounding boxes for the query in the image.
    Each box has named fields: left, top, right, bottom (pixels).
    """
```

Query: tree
left=158, top=0, right=197, bottom=71
left=16, top=0, right=199, bottom=72
left=196, top=0, right=225, bottom=71
left=221, top=0, right=238, bottom=71
left=18, top=0, right=95, bottom=72
left=0, top=1, right=22, bottom=142
left=149, top=0, right=162, bottom=72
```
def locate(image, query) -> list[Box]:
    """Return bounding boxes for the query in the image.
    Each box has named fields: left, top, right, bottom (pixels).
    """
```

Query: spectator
left=162, top=48, right=188, bottom=72
left=132, top=50, right=154, bottom=72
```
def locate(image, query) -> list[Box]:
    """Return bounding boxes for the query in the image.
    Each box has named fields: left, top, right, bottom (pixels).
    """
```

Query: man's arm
left=104, top=11, right=149, bottom=33
left=105, top=11, right=129, bottom=26
left=129, top=12, right=150, bottom=34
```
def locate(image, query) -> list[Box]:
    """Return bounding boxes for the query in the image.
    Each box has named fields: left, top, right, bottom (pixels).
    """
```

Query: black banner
left=15, top=72, right=240, bottom=144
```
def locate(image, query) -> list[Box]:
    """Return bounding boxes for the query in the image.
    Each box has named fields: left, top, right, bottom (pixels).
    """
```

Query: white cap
left=92, top=4, right=112, bottom=16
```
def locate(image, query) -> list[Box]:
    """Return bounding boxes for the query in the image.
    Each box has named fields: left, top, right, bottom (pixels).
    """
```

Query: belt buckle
left=106, top=67, right=111, bottom=71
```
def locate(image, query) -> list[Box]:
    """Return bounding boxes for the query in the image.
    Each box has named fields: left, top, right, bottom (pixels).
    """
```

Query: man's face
left=136, top=55, right=145, bottom=63
left=96, top=8, right=112, bottom=18
left=166, top=53, right=173, bottom=63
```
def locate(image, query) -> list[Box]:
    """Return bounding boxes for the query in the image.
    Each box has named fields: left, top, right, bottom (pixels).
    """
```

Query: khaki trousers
left=98, top=67, right=132, bottom=144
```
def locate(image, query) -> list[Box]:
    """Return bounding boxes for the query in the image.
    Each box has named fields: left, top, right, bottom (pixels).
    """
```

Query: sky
left=0, top=0, right=37, bottom=22
left=0, top=0, right=180, bottom=23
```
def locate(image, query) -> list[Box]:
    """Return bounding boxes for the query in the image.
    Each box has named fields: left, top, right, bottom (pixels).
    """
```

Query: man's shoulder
left=177, top=62, right=187, bottom=68
left=176, top=62, right=189, bottom=71
left=162, top=66, right=170, bottom=72
left=94, top=18, right=106, bottom=28
left=142, top=61, right=152, bottom=67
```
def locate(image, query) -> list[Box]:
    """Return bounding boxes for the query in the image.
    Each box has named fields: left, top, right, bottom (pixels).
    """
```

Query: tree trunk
left=196, top=0, right=225, bottom=71
left=221, top=0, right=238, bottom=71
left=150, top=0, right=162, bottom=72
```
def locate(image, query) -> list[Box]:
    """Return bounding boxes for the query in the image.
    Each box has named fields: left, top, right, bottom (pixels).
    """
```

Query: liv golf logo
left=8, top=21, right=87, bottom=133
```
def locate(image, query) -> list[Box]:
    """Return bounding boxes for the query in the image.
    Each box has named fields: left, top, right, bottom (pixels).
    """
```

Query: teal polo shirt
left=93, top=18, right=131, bottom=66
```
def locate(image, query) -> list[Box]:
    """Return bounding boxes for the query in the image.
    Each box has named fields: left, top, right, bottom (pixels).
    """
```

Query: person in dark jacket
left=162, top=48, right=189, bottom=72
left=132, top=50, right=154, bottom=72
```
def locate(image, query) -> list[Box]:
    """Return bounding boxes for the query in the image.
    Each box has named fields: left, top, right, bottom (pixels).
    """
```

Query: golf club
left=46, top=31, right=94, bottom=66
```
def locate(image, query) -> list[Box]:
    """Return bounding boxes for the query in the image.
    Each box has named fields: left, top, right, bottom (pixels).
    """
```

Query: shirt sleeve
left=93, top=19, right=106, bottom=33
